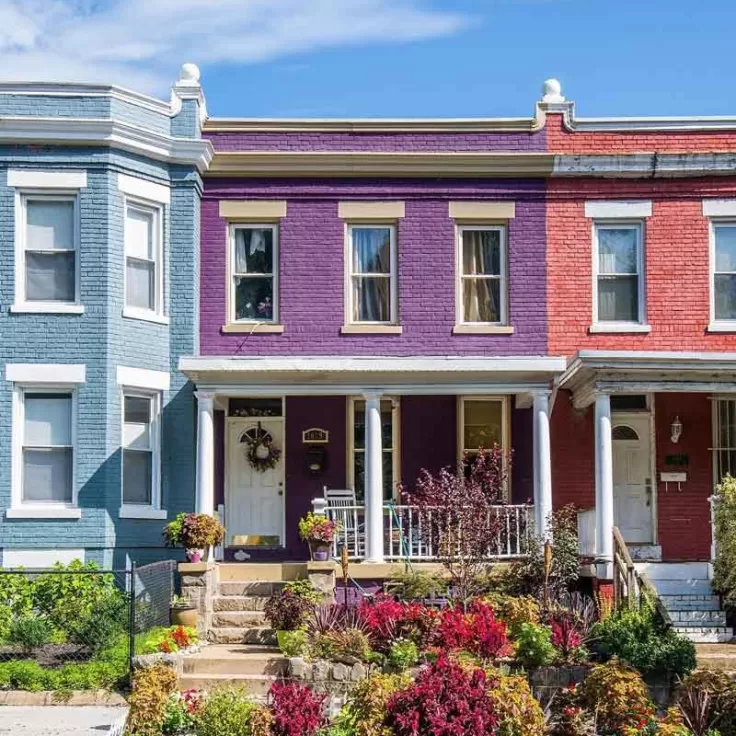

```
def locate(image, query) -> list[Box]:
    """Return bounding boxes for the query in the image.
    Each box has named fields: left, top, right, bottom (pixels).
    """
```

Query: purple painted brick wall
left=201, top=178, right=546, bottom=356
left=206, top=130, right=545, bottom=153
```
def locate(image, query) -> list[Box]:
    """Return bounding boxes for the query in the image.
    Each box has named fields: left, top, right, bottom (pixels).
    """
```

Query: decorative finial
left=178, top=63, right=201, bottom=86
left=541, top=78, right=564, bottom=103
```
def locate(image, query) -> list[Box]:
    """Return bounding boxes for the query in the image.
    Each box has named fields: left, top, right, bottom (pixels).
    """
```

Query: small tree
left=712, top=474, right=736, bottom=610
left=403, top=446, right=511, bottom=605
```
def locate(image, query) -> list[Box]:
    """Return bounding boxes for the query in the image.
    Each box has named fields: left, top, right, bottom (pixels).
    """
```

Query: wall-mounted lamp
left=671, top=416, right=683, bottom=444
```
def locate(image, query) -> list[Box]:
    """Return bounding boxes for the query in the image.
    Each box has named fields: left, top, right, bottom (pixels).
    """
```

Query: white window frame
left=345, top=223, right=398, bottom=325
left=9, top=386, right=80, bottom=519
left=347, top=396, right=401, bottom=502
left=227, top=223, right=279, bottom=325
left=123, top=196, right=166, bottom=324
left=120, top=388, right=165, bottom=520
left=712, top=397, right=736, bottom=484
left=709, top=219, right=736, bottom=330
left=456, top=224, right=508, bottom=326
left=592, top=220, right=647, bottom=329
left=13, top=191, right=82, bottom=314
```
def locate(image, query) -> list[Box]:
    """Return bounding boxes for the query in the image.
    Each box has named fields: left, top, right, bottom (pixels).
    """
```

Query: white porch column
left=195, top=392, right=215, bottom=516
left=533, top=392, right=553, bottom=540
left=363, top=392, right=385, bottom=563
left=595, top=393, right=614, bottom=578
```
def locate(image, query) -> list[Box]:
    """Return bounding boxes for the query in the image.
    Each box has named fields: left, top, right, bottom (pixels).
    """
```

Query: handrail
left=612, top=526, right=672, bottom=629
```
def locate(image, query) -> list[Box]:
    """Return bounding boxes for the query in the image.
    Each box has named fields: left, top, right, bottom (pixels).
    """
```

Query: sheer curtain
left=462, top=230, right=500, bottom=322
left=597, top=228, right=638, bottom=322
left=353, top=228, right=390, bottom=322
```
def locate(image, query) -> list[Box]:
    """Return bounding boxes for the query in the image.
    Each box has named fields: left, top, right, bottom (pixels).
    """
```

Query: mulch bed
left=0, top=643, right=91, bottom=667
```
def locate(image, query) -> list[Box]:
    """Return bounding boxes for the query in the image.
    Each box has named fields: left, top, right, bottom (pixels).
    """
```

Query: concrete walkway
left=0, top=707, right=128, bottom=736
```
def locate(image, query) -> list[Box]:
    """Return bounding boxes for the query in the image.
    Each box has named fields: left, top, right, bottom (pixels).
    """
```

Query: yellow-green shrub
left=484, top=593, right=540, bottom=635
left=127, top=664, right=178, bottom=736
left=488, top=673, right=545, bottom=736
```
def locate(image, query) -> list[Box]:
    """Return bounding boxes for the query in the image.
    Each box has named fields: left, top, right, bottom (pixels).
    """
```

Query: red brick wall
left=547, top=177, right=736, bottom=356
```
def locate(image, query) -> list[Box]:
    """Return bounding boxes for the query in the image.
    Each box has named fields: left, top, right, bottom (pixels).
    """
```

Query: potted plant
left=164, top=512, right=225, bottom=563
left=264, top=589, right=313, bottom=653
left=170, top=594, right=198, bottom=628
left=298, top=512, right=338, bottom=562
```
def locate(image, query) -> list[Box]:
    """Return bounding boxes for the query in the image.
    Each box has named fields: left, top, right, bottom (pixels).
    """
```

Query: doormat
left=231, top=535, right=280, bottom=547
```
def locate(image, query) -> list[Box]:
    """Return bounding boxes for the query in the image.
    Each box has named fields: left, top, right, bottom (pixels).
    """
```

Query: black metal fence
left=0, top=560, right=176, bottom=690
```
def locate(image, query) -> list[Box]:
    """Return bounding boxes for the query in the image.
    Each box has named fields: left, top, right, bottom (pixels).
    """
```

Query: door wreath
left=243, top=424, right=282, bottom=472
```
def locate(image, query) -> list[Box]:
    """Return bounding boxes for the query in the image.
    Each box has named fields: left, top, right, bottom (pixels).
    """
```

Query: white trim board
left=1, top=549, right=85, bottom=568
left=5, top=363, right=86, bottom=384
left=7, top=170, right=87, bottom=189
left=118, top=174, right=170, bottom=205
left=704, top=200, right=736, bottom=218
left=585, top=201, right=652, bottom=219
left=116, top=366, right=170, bottom=391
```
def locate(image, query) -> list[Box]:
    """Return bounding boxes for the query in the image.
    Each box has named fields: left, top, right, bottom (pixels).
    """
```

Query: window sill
left=6, top=507, right=81, bottom=520
left=122, top=308, right=170, bottom=325
left=341, top=324, right=403, bottom=335
left=119, top=506, right=167, bottom=520
left=10, top=303, right=84, bottom=315
left=221, top=323, right=285, bottom=334
left=588, top=323, right=652, bottom=334
left=707, top=322, right=736, bottom=333
left=453, top=324, right=514, bottom=335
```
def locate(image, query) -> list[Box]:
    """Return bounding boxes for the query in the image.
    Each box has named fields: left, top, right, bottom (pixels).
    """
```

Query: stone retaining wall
left=288, top=657, right=375, bottom=695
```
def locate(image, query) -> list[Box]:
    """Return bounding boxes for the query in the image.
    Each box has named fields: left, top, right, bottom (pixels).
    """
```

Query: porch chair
left=324, top=487, right=365, bottom=557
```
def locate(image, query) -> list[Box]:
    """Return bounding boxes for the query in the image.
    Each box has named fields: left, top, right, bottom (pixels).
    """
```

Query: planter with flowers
left=298, top=512, right=339, bottom=561
left=164, top=512, right=225, bottom=563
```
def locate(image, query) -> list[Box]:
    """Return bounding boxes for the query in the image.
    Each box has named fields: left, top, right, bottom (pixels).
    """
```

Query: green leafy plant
left=488, top=673, right=545, bottom=736
left=513, top=622, right=555, bottom=667
left=161, top=690, right=203, bottom=736
left=713, top=474, right=736, bottom=611
left=0, top=573, right=34, bottom=642
left=264, top=589, right=314, bottom=631
left=135, top=626, right=198, bottom=655
left=389, top=570, right=448, bottom=601
left=387, top=638, right=419, bottom=670
left=194, top=687, right=267, bottom=736
left=70, top=590, right=128, bottom=654
left=127, top=664, right=179, bottom=736
left=276, top=629, right=307, bottom=657
left=163, top=513, right=224, bottom=549
left=298, top=513, right=339, bottom=544
left=675, top=670, right=736, bottom=736
left=283, top=580, right=322, bottom=605
left=170, top=595, right=193, bottom=609
left=7, top=614, right=52, bottom=653
left=311, top=627, right=373, bottom=663
left=484, top=593, right=541, bottom=637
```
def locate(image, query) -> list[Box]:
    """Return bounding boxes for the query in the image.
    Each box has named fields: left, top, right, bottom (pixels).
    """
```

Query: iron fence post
left=128, top=562, right=136, bottom=688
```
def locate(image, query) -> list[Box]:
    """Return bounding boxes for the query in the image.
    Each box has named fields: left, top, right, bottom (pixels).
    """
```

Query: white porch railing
left=323, top=503, right=534, bottom=561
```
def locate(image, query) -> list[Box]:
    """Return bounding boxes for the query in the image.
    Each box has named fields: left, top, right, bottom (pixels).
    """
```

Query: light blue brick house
left=0, top=64, right=212, bottom=568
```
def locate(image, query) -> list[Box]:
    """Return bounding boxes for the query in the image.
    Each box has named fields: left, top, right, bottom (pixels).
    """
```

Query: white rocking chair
left=324, top=487, right=365, bottom=558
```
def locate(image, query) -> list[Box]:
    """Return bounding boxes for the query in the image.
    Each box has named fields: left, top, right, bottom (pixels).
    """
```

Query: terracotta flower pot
left=170, top=606, right=199, bottom=628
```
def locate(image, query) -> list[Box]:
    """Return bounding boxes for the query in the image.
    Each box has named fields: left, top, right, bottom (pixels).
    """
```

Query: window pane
left=353, top=277, right=390, bottom=322
left=234, top=228, right=273, bottom=274
left=125, top=396, right=150, bottom=424
left=715, top=274, right=736, bottom=320
left=234, top=277, right=273, bottom=320
left=123, top=450, right=153, bottom=505
left=462, top=230, right=501, bottom=275
left=126, top=259, right=155, bottom=310
left=26, top=200, right=74, bottom=251
left=124, top=396, right=152, bottom=450
left=354, top=452, right=365, bottom=503
left=125, top=206, right=154, bottom=260
left=24, top=395, right=71, bottom=447
left=464, top=400, right=503, bottom=450
left=598, top=275, right=638, bottom=322
left=352, top=228, right=391, bottom=274
left=716, top=226, right=736, bottom=273
left=382, top=452, right=393, bottom=500
left=22, top=448, right=72, bottom=503
left=26, top=252, right=75, bottom=302
left=463, top=279, right=501, bottom=323
left=353, top=401, right=393, bottom=450
left=598, top=228, right=638, bottom=274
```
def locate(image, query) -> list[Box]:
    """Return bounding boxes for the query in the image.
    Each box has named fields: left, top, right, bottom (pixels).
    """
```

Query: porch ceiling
left=178, top=355, right=567, bottom=396
left=559, top=350, right=736, bottom=408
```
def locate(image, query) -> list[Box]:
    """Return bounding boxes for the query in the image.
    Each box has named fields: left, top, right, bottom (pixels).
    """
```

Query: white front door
left=226, top=418, right=285, bottom=546
left=612, top=414, right=653, bottom=544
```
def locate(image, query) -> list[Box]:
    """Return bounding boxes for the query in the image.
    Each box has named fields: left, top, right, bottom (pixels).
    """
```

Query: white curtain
left=462, top=231, right=500, bottom=322
left=353, top=228, right=390, bottom=321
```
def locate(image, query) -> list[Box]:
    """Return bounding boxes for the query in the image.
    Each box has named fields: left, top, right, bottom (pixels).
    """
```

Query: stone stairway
left=208, top=581, right=282, bottom=645
left=636, top=562, right=733, bottom=644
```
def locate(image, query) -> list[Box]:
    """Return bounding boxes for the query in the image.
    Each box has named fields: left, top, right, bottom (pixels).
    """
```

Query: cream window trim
left=5, top=363, right=86, bottom=384
left=449, top=202, right=515, bottom=220
left=453, top=324, right=514, bottom=335
left=116, top=366, right=170, bottom=391
left=338, top=201, right=405, bottom=220
left=588, top=323, right=652, bottom=334
left=585, top=200, right=652, bottom=219
left=219, top=200, right=287, bottom=220
left=8, top=170, right=87, bottom=189
left=118, top=174, right=170, bottom=205
left=704, top=200, right=736, bottom=218
left=222, top=323, right=285, bottom=334
left=341, top=324, right=403, bottom=335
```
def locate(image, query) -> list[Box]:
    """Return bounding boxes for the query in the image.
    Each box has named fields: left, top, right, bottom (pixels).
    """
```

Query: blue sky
left=2, top=0, right=735, bottom=119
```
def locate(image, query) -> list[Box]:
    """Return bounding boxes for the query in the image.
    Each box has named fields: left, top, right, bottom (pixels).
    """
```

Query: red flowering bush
left=435, top=600, right=511, bottom=660
left=357, top=595, right=405, bottom=651
left=386, top=657, right=499, bottom=735
left=268, top=681, right=327, bottom=736
left=550, top=613, right=584, bottom=663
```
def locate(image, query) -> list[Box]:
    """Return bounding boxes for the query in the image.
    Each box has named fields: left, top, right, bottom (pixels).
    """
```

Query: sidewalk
left=0, top=707, right=128, bottom=736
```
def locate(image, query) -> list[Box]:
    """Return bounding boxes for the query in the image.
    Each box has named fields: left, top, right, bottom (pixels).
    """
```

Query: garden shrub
left=513, top=622, right=555, bottom=667
left=712, top=474, right=736, bottom=610
left=0, top=573, right=34, bottom=642
left=549, top=611, right=587, bottom=663
left=311, top=627, right=372, bottom=663
left=579, top=659, right=655, bottom=736
left=268, top=681, right=327, bottom=736
left=194, top=686, right=266, bottom=736
left=70, top=591, right=128, bottom=653
left=387, top=638, right=419, bottom=670
left=127, top=663, right=179, bottom=736
left=331, top=672, right=411, bottom=736
left=386, top=657, right=499, bottom=735
left=484, top=593, right=540, bottom=636
left=675, top=670, right=736, bottom=736
left=487, top=673, right=545, bottom=736
left=282, top=579, right=322, bottom=605
left=546, top=685, right=597, bottom=736
left=161, top=690, right=204, bottom=736
left=357, top=594, right=405, bottom=650
left=592, top=604, right=696, bottom=678
left=135, top=626, right=198, bottom=655
left=435, top=600, right=511, bottom=660
left=264, top=589, right=314, bottom=631
left=6, top=614, right=52, bottom=652
left=389, top=570, right=447, bottom=601
left=276, top=629, right=307, bottom=657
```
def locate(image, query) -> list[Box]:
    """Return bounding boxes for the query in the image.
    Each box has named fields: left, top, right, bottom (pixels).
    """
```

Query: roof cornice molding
left=554, top=152, right=736, bottom=178
left=0, top=116, right=214, bottom=173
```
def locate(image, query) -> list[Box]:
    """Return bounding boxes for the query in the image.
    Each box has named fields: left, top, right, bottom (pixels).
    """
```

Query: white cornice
left=0, top=116, right=213, bottom=173
left=554, top=153, right=736, bottom=178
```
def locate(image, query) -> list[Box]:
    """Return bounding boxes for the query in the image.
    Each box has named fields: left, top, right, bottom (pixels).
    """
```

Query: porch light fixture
left=670, top=416, right=683, bottom=444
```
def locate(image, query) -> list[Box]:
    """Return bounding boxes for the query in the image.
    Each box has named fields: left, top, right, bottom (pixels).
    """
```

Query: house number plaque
left=302, top=428, right=329, bottom=444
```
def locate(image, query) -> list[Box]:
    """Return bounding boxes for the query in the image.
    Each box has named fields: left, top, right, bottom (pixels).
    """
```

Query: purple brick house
left=179, top=108, right=565, bottom=563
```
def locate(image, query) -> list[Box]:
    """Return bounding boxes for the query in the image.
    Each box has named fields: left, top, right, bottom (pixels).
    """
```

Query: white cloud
left=0, top=0, right=468, bottom=96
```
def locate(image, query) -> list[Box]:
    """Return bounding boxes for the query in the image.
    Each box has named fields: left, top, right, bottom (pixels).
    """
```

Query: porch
left=179, top=355, right=565, bottom=564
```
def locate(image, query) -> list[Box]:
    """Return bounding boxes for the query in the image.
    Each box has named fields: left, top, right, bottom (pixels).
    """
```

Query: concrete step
left=179, top=673, right=280, bottom=696
left=208, top=627, right=276, bottom=645
left=635, top=562, right=711, bottom=580
left=217, top=563, right=306, bottom=583
left=696, top=643, right=736, bottom=670
left=218, top=582, right=285, bottom=597
left=674, top=626, right=734, bottom=643
left=213, top=596, right=268, bottom=612
left=211, top=611, right=268, bottom=628
left=661, top=595, right=721, bottom=610
left=670, top=610, right=727, bottom=625
left=652, top=579, right=713, bottom=596
left=183, top=645, right=288, bottom=676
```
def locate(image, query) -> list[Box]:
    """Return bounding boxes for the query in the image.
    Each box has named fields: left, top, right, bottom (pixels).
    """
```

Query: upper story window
left=712, top=223, right=736, bottom=323
left=593, top=222, right=645, bottom=325
left=347, top=225, right=397, bottom=324
left=230, top=225, right=278, bottom=323
left=458, top=226, right=507, bottom=324
left=122, top=392, right=160, bottom=509
left=124, top=201, right=164, bottom=320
